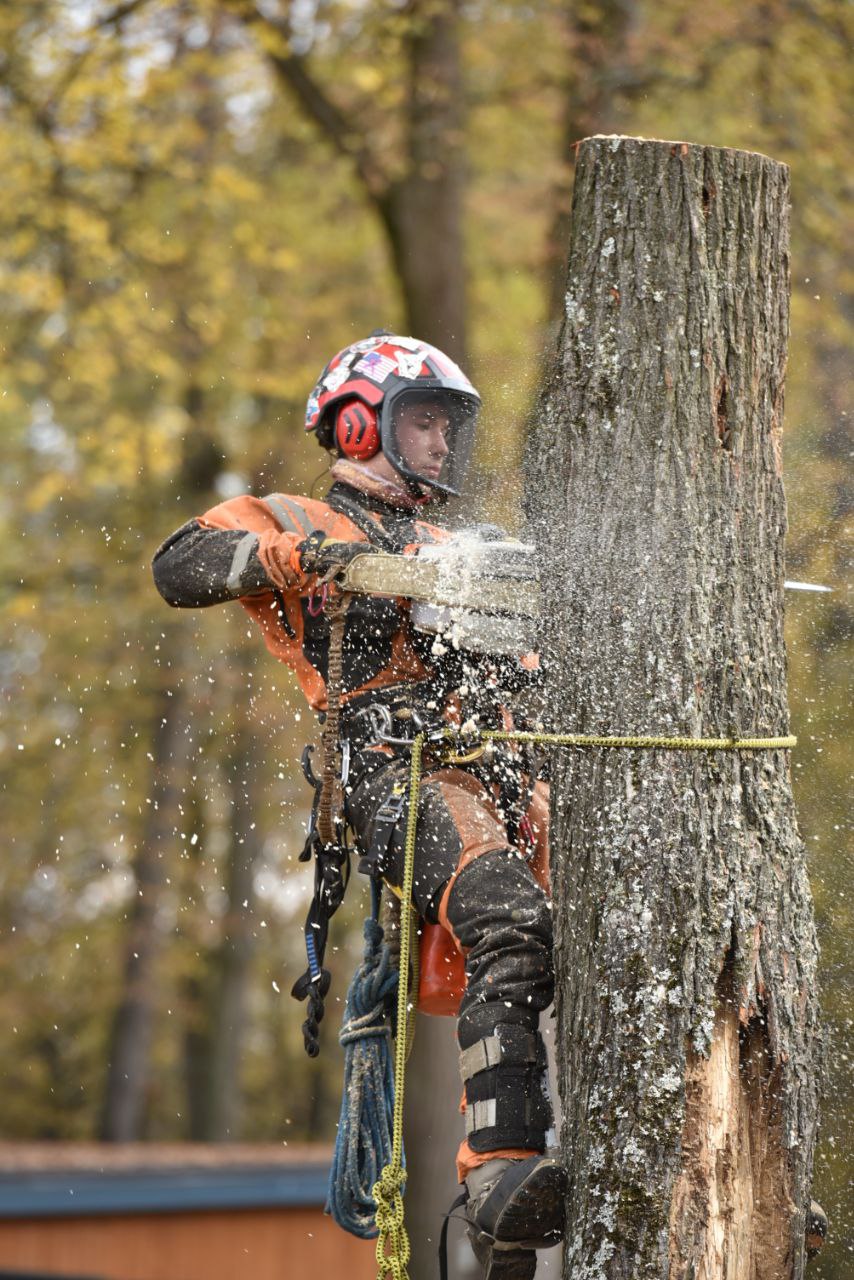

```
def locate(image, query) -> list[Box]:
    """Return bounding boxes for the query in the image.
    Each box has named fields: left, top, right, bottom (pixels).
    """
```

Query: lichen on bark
left=526, top=136, right=820, bottom=1279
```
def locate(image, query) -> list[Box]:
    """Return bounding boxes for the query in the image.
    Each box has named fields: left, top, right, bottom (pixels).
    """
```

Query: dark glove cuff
left=297, top=531, right=376, bottom=581
left=295, top=529, right=330, bottom=576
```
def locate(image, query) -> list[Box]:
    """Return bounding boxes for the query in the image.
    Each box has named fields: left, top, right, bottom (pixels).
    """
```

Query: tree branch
left=224, top=1, right=390, bottom=201
left=93, top=0, right=152, bottom=28
left=271, top=52, right=390, bottom=198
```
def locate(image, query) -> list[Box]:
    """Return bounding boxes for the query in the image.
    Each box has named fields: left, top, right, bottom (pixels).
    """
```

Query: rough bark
left=526, top=136, right=820, bottom=1279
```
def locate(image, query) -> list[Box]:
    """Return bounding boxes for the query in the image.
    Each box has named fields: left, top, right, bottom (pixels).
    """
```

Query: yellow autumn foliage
left=0, top=3, right=848, bottom=1257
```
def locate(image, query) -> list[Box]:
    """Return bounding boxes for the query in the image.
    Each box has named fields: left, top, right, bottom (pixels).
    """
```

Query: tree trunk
left=101, top=383, right=221, bottom=1140
left=403, top=1015, right=480, bottom=1280
left=100, top=661, right=191, bottom=1140
left=203, top=726, right=263, bottom=1140
left=181, top=778, right=212, bottom=1141
left=379, top=0, right=467, bottom=363
left=526, top=136, right=820, bottom=1279
left=258, top=0, right=468, bottom=365
left=544, top=0, right=640, bottom=329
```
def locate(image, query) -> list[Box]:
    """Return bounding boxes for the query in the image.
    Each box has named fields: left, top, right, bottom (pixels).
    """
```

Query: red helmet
left=305, top=331, right=481, bottom=498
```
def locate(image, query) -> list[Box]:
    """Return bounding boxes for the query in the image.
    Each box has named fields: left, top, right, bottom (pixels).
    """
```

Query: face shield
left=381, top=388, right=480, bottom=500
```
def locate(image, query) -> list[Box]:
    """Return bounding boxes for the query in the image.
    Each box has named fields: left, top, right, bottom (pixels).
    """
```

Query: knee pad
left=444, top=848, right=553, bottom=955
left=460, top=1023, right=555, bottom=1154
left=445, top=849, right=555, bottom=1048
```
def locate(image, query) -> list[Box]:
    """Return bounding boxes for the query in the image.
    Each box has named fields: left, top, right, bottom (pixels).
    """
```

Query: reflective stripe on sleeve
left=459, top=1032, right=539, bottom=1082
left=262, top=494, right=315, bottom=537
left=226, top=531, right=260, bottom=595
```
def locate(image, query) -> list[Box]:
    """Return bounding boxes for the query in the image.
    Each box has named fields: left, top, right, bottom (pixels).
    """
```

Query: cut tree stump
left=527, top=136, right=821, bottom=1280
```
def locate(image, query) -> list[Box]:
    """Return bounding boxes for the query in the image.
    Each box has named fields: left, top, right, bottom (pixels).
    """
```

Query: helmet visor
left=385, top=388, right=479, bottom=498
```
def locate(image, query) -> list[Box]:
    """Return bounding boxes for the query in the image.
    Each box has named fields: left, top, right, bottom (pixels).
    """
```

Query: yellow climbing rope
left=370, top=726, right=795, bottom=1279
left=372, top=733, right=424, bottom=1280
left=482, top=730, right=797, bottom=752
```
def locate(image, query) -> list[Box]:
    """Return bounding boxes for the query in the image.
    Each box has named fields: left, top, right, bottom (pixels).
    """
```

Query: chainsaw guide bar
left=339, top=540, right=539, bottom=656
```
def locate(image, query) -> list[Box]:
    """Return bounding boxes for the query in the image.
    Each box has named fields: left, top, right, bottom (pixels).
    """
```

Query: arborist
left=152, top=331, right=566, bottom=1279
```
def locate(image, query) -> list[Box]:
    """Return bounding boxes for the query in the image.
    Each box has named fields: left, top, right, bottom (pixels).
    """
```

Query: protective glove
left=296, top=529, right=376, bottom=583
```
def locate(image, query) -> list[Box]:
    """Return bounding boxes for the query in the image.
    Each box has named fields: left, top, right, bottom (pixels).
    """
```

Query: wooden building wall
left=0, top=1205, right=377, bottom=1279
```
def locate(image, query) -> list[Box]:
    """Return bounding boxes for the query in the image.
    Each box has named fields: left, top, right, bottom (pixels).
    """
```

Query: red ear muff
left=335, top=399, right=380, bottom=459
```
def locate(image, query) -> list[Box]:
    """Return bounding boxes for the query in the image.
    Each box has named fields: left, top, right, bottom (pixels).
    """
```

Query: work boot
left=466, top=1230, right=537, bottom=1280
left=465, top=1154, right=567, bottom=1262
left=806, top=1200, right=828, bottom=1260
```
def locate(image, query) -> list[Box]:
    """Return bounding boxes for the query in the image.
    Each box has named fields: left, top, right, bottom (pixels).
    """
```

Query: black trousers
left=346, top=753, right=554, bottom=1051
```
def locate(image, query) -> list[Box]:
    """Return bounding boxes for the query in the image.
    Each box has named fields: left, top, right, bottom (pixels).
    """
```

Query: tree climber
left=152, top=331, right=566, bottom=1279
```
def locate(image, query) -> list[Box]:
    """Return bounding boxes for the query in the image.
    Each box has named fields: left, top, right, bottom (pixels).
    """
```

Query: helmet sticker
left=305, top=331, right=480, bottom=499
left=355, top=351, right=398, bottom=381
left=323, top=363, right=351, bottom=392
left=395, top=351, right=426, bottom=379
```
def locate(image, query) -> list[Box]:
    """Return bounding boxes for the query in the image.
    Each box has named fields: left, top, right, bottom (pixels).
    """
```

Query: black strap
left=439, top=1190, right=469, bottom=1280
left=325, top=485, right=409, bottom=553
left=271, top=586, right=296, bottom=638
left=290, top=760, right=351, bottom=1057
left=289, top=489, right=405, bottom=1055
left=291, top=854, right=357, bottom=1051
left=289, top=489, right=423, bottom=1055
left=358, top=781, right=407, bottom=876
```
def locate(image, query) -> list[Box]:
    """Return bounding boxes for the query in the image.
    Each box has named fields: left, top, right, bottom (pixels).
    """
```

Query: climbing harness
left=288, top=496, right=453, bottom=1052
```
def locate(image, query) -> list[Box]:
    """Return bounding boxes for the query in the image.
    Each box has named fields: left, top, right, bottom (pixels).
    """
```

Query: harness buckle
left=358, top=780, right=408, bottom=878
left=375, top=781, right=408, bottom=826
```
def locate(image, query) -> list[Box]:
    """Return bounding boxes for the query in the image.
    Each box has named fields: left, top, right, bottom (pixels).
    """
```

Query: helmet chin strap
left=384, top=463, right=448, bottom=506
left=391, top=460, right=456, bottom=503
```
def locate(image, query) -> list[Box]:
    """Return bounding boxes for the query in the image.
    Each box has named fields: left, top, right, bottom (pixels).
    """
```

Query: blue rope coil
left=326, top=914, right=401, bottom=1238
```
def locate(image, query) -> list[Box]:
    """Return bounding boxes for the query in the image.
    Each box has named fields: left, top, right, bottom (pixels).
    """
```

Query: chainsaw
left=340, top=532, right=830, bottom=659
left=340, top=533, right=539, bottom=657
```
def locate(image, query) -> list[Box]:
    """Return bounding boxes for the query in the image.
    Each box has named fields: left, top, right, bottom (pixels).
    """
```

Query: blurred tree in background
left=0, top=0, right=849, bottom=1271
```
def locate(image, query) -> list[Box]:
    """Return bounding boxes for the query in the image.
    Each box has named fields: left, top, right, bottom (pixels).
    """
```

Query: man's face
left=393, top=397, right=452, bottom=482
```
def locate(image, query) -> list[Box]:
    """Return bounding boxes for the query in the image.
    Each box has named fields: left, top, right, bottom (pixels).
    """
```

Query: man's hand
left=296, top=529, right=376, bottom=583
